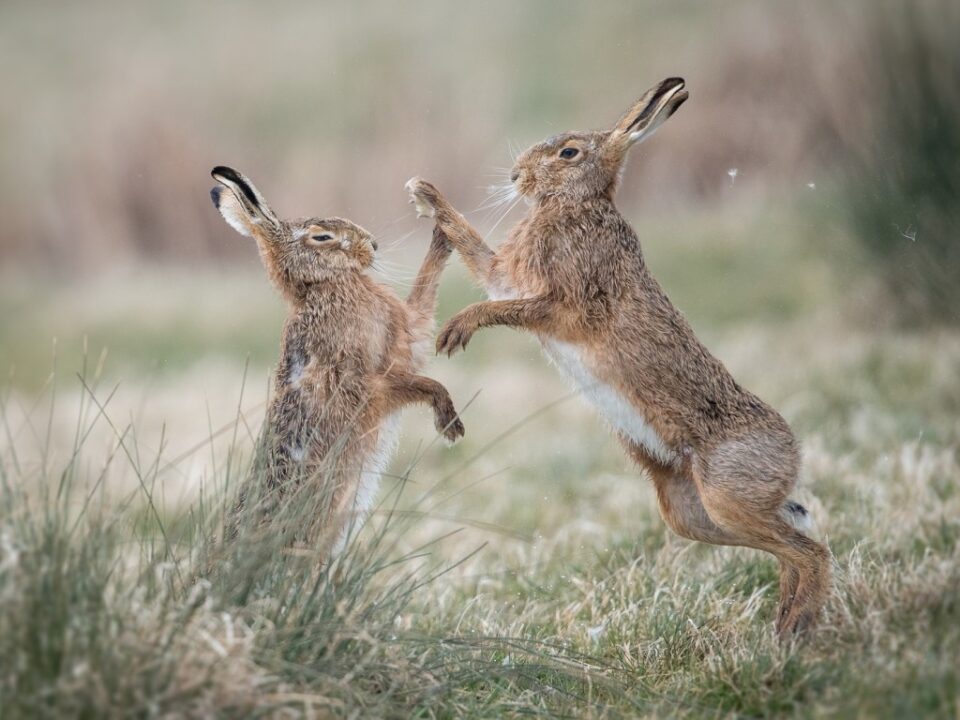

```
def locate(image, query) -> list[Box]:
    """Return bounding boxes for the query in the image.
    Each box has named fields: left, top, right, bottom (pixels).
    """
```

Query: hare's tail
left=781, top=500, right=812, bottom=533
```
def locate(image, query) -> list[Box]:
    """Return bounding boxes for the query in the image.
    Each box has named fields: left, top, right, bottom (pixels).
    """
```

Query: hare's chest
left=493, top=235, right=554, bottom=298
left=278, top=332, right=311, bottom=391
left=542, top=339, right=678, bottom=467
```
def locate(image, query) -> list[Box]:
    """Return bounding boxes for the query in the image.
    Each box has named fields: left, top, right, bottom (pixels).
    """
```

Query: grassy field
left=1, top=199, right=958, bottom=718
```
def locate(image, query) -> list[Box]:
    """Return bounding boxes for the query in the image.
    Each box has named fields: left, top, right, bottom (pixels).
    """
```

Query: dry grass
left=2, top=198, right=958, bottom=717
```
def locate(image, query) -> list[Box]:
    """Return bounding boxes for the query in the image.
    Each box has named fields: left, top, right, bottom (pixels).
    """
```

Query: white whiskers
left=372, top=227, right=418, bottom=255
left=474, top=182, right=517, bottom=214
left=485, top=194, right=522, bottom=240
left=371, top=257, right=428, bottom=289
left=507, top=138, right=522, bottom=165
left=467, top=156, right=524, bottom=241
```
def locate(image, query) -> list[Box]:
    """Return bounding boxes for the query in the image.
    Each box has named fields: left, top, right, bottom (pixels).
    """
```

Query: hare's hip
left=693, top=431, right=800, bottom=502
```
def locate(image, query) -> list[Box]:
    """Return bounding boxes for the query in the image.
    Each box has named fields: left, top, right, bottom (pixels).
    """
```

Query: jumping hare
left=210, top=166, right=464, bottom=555
left=406, top=78, right=830, bottom=637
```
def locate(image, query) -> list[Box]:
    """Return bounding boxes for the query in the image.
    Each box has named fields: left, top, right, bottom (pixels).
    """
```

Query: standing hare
left=210, top=166, right=463, bottom=555
left=407, top=78, right=830, bottom=637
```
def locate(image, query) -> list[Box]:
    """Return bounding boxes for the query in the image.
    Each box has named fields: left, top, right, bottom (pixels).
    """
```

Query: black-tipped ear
left=624, top=78, right=685, bottom=131
left=609, top=77, right=688, bottom=148
left=209, top=165, right=281, bottom=230
left=211, top=166, right=263, bottom=211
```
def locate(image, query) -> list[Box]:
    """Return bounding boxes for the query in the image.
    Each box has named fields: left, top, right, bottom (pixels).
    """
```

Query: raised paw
left=434, top=402, right=465, bottom=443
left=436, top=312, right=477, bottom=357
left=405, top=176, right=440, bottom=219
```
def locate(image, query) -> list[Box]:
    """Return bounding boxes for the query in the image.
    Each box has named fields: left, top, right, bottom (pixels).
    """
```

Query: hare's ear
left=210, top=166, right=281, bottom=237
left=607, top=77, right=688, bottom=151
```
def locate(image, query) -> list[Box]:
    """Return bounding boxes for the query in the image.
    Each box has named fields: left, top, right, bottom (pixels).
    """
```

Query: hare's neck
left=301, top=273, right=365, bottom=302
left=532, top=194, right=616, bottom=218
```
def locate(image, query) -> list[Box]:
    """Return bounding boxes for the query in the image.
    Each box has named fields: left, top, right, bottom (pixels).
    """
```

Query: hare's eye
left=559, top=147, right=579, bottom=159
left=311, top=234, right=333, bottom=242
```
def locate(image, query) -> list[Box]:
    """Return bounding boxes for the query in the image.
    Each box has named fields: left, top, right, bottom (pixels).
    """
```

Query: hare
left=406, top=77, right=830, bottom=637
left=210, top=165, right=463, bottom=555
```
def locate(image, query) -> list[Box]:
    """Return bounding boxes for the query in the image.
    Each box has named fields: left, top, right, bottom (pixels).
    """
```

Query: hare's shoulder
left=368, top=279, right=411, bottom=323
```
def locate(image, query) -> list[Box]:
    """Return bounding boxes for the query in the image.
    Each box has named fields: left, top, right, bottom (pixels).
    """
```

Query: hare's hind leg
left=693, top=437, right=830, bottom=637
left=698, top=491, right=828, bottom=637
left=623, top=439, right=742, bottom=546
left=648, top=465, right=743, bottom=546
left=653, top=468, right=806, bottom=631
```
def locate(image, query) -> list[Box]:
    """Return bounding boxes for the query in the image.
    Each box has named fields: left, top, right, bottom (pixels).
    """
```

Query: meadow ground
left=1, top=201, right=958, bottom=718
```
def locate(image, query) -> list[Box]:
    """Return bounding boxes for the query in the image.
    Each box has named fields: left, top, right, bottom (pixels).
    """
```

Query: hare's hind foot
left=775, top=538, right=831, bottom=637
left=775, top=559, right=801, bottom=632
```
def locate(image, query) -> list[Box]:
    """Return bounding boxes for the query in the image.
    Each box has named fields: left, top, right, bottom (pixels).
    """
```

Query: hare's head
left=510, top=77, right=687, bottom=203
left=210, top=166, right=376, bottom=291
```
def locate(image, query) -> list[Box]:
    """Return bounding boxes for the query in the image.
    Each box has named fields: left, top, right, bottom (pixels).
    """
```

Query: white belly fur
left=488, top=282, right=678, bottom=466
left=543, top=340, right=678, bottom=467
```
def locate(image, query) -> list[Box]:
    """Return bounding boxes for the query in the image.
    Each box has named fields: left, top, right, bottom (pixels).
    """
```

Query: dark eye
left=559, top=147, right=579, bottom=159
left=311, top=234, right=333, bottom=242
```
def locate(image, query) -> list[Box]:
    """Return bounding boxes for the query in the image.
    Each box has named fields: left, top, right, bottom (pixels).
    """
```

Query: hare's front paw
left=434, top=400, right=465, bottom=443
left=405, top=176, right=439, bottom=219
left=436, top=311, right=478, bottom=357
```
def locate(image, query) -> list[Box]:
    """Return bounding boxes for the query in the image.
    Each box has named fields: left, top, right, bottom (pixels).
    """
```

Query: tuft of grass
left=0, top=365, right=642, bottom=717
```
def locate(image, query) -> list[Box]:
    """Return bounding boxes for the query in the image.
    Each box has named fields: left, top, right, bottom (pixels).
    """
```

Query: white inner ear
left=625, top=85, right=685, bottom=147
left=627, top=111, right=670, bottom=146
left=216, top=194, right=254, bottom=237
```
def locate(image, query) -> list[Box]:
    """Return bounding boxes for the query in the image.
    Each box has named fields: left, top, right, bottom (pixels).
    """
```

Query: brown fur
left=407, top=78, right=829, bottom=637
left=211, top=166, right=463, bottom=556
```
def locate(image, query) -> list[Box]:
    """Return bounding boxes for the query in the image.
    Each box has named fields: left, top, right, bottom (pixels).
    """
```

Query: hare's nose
left=371, top=240, right=378, bottom=251
left=510, top=170, right=519, bottom=183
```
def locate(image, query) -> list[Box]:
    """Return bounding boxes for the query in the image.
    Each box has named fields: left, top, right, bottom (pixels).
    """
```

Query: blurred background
left=0, top=0, right=957, bottom=504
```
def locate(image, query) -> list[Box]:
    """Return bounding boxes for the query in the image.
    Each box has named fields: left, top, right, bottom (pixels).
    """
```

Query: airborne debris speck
left=895, top=223, right=917, bottom=242
left=587, top=622, right=607, bottom=642
left=727, top=168, right=738, bottom=185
